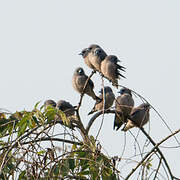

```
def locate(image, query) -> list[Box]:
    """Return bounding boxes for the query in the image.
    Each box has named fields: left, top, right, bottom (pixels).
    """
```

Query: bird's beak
left=78, top=52, right=83, bottom=55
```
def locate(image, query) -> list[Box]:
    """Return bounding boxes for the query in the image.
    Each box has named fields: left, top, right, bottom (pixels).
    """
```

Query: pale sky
left=0, top=0, right=180, bottom=178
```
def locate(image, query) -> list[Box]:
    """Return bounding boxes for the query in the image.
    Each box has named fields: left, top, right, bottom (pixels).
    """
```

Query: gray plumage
left=88, top=86, right=115, bottom=115
left=122, top=103, right=150, bottom=131
left=100, top=55, right=125, bottom=88
left=72, top=67, right=99, bottom=100
left=114, top=88, right=134, bottom=131
left=44, top=99, right=56, bottom=109
left=79, top=44, right=107, bottom=72
left=56, top=100, right=75, bottom=117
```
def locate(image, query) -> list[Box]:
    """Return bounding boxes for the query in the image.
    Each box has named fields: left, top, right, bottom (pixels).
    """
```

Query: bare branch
left=86, top=110, right=116, bottom=133
left=22, top=137, right=82, bottom=146
left=153, top=157, right=162, bottom=180
left=125, top=128, right=180, bottom=180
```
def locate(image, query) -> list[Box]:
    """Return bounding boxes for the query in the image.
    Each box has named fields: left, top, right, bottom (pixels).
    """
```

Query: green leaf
left=71, top=144, right=77, bottom=151
left=18, top=122, right=27, bottom=137
left=68, top=159, right=75, bottom=172
left=32, top=116, right=39, bottom=126
left=7, top=161, right=15, bottom=171
left=45, top=107, right=56, bottom=123
left=7, top=123, right=14, bottom=135
left=60, top=159, right=69, bottom=177
left=57, top=110, right=70, bottom=126
left=77, top=151, right=86, bottom=158
left=81, top=164, right=89, bottom=171
left=96, top=155, right=103, bottom=162
left=19, top=170, right=26, bottom=180
left=0, top=118, right=8, bottom=136
left=37, top=150, right=46, bottom=155
left=34, top=101, right=41, bottom=109
left=54, top=165, right=60, bottom=175
left=89, top=165, right=99, bottom=180
left=28, top=118, right=33, bottom=129
left=147, top=162, right=152, bottom=170
left=78, top=170, right=90, bottom=175
left=102, top=173, right=117, bottom=180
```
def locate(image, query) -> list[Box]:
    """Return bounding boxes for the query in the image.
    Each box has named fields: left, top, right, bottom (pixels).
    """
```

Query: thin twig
left=95, top=76, right=105, bottom=140
left=140, top=127, right=173, bottom=179
left=22, top=137, right=82, bottom=146
left=124, top=128, right=180, bottom=180
left=153, top=157, right=162, bottom=180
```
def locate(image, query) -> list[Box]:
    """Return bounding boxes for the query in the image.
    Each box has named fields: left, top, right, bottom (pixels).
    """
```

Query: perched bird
left=56, top=100, right=75, bottom=117
left=44, top=99, right=56, bottom=109
left=88, top=86, right=115, bottom=115
left=79, top=44, right=107, bottom=72
left=113, top=88, right=134, bottom=131
left=122, top=103, right=150, bottom=131
left=72, top=67, right=99, bottom=100
left=100, top=55, right=125, bottom=88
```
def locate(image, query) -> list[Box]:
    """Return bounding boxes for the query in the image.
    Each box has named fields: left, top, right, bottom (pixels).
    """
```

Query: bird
left=100, top=55, right=125, bottom=88
left=122, top=103, right=150, bottom=131
left=113, top=88, right=134, bottom=131
left=56, top=100, right=75, bottom=117
left=44, top=99, right=56, bottom=109
left=79, top=44, right=107, bottom=72
left=88, top=86, right=115, bottom=115
left=72, top=67, right=100, bottom=100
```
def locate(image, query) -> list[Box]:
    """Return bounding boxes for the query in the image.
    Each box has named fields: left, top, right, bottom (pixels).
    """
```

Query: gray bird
left=56, top=100, right=75, bottom=117
left=79, top=44, right=107, bottom=72
left=88, top=86, right=115, bottom=115
left=113, top=88, right=134, bottom=131
left=122, top=103, right=150, bottom=131
left=44, top=99, right=56, bottom=109
left=72, top=67, right=99, bottom=100
left=100, top=55, right=125, bottom=88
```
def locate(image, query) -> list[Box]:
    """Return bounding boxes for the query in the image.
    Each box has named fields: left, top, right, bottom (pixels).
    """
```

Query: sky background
left=0, top=0, right=180, bottom=178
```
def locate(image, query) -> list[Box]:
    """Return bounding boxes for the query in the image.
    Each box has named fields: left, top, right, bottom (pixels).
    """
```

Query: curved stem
left=86, top=110, right=116, bottom=133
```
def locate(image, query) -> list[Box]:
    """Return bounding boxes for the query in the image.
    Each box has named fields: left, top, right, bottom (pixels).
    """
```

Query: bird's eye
left=78, top=69, right=83, bottom=74
left=119, top=89, right=125, bottom=94
left=95, top=49, right=101, bottom=55
left=113, top=56, right=117, bottom=61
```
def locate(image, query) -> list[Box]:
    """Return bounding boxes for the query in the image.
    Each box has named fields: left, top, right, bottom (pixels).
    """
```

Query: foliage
left=0, top=105, right=119, bottom=179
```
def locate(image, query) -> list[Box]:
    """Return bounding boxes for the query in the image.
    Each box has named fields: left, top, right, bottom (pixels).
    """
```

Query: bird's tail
left=113, top=112, right=124, bottom=131
left=121, top=120, right=134, bottom=131
left=117, top=64, right=126, bottom=72
left=117, top=70, right=126, bottom=79
left=112, top=80, right=119, bottom=89
left=88, top=98, right=102, bottom=115
left=88, top=109, right=95, bottom=115
left=93, top=95, right=101, bottom=102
